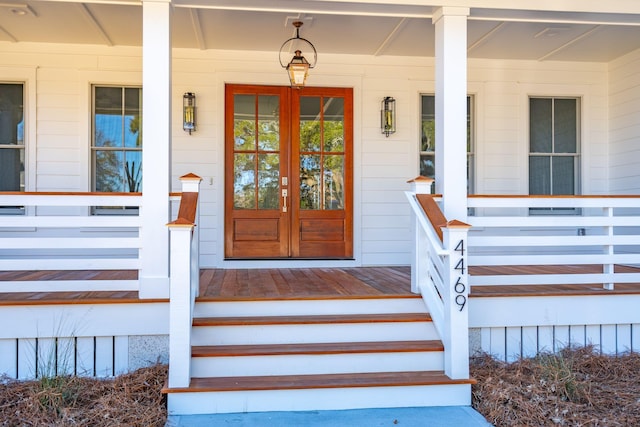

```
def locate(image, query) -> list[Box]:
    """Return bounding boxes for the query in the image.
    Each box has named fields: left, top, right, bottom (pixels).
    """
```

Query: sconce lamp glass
left=183, top=92, right=196, bottom=134
left=381, top=96, right=396, bottom=137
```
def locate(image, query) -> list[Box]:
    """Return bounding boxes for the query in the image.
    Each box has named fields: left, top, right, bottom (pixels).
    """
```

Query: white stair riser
left=194, top=298, right=426, bottom=317
left=167, top=383, right=472, bottom=415
left=191, top=351, right=444, bottom=377
left=191, top=322, right=438, bottom=346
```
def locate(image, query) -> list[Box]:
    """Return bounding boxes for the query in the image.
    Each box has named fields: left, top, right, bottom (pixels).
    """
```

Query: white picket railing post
left=442, top=220, right=471, bottom=380
left=179, top=174, right=202, bottom=299
left=167, top=173, right=201, bottom=388
left=408, top=177, right=434, bottom=293
left=167, top=221, right=193, bottom=388
left=603, top=206, right=614, bottom=290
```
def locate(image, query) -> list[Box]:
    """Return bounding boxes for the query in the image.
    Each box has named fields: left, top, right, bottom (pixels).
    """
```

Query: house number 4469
left=454, top=240, right=467, bottom=312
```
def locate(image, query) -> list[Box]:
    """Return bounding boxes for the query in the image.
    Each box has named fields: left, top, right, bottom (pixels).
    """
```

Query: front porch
left=2, top=182, right=640, bottom=414
left=4, top=263, right=640, bottom=305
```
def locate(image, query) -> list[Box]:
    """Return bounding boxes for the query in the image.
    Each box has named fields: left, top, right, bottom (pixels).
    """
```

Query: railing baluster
left=603, top=206, right=614, bottom=290
left=408, top=177, right=434, bottom=294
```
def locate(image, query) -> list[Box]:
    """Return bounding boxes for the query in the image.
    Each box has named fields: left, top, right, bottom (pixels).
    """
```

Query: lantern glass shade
left=183, top=92, right=196, bottom=134
left=381, top=96, right=396, bottom=137
left=287, top=52, right=310, bottom=87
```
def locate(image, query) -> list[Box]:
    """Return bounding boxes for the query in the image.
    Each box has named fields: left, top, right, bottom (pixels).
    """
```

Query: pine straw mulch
left=470, top=346, right=640, bottom=426
left=2, top=348, right=640, bottom=426
left=0, top=364, right=167, bottom=427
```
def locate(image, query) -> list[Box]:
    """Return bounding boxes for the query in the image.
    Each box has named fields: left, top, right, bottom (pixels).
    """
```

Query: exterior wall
left=0, top=301, right=168, bottom=379
left=469, top=294, right=640, bottom=361
left=0, top=41, right=611, bottom=268
left=609, top=48, right=640, bottom=193
left=471, top=323, right=640, bottom=362
left=0, top=334, right=168, bottom=379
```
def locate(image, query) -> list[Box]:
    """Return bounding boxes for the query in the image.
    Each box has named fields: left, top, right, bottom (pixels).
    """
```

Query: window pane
left=554, top=98, right=577, bottom=153
left=552, top=156, right=575, bottom=195
left=124, top=151, right=142, bottom=192
left=420, top=154, right=435, bottom=179
left=233, top=153, right=256, bottom=209
left=234, top=94, right=256, bottom=151
left=0, top=83, right=24, bottom=192
left=95, top=87, right=123, bottom=148
left=530, top=98, right=552, bottom=153
left=257, top=95, right=279, bottom=151
left=300, top=154, right=320, bottom=210
left=124, top=88, right=141, bottom=148
left=95, top=150, right=124, bottom=192
left=0, top=149, right=23, bottom=191
left=324, top=155, right=344, bottom=210
left=0, top=83, right=23, bottom=146
left=529, top=156, right=551, bottom=195
left=420, top=95, right=435, bottom=152
left=300, top=97, right=321, bottom=152
left=324, top=97, right=344, bottom=152
left=257, top=153, right=279, bottom=209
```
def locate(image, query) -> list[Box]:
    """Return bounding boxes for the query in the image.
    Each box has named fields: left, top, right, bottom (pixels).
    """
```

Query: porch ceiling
left=0, top=0, right=639, bottom=62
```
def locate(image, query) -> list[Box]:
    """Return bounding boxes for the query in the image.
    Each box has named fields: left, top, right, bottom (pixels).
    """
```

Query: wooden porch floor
left=197, top=267, right=413, bottom=300
left=0, top=265, right=639, bottom=305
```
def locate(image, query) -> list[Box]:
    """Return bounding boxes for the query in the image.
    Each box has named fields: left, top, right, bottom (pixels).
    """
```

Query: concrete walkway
left=166, top=406, right=493, bottom=427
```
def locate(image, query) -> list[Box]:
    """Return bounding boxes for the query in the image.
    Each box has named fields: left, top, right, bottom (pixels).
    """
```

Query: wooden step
left=193, top=297, right=427, bottom=318
left=191, top=312, right=437, bottom=346
left=192, top=340, right=443, bottom=358
left=165, top=371, right=474, bottom=414
left=192, top=312, right=431, bottom=327
left=164, top=371, right=475, bottom=393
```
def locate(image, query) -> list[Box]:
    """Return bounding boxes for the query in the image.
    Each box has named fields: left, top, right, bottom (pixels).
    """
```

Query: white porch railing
left=0, top=192, right=143, bottom=292
left=406, top=177, right=470, bottom=380
left=467, top=195, right=640, bottom=290
left=167, top=174, right=202, bottom=388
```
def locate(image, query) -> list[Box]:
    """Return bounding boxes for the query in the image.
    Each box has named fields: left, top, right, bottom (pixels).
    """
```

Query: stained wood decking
left=0, top=265, right=639, bottom=305
left=197, top=267, right=413, bottom=300
left=469, top=264, right=640, bottom=297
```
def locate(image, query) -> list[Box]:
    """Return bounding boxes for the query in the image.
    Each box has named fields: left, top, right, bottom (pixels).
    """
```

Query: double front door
left=224, top=84, right=353, bottom=259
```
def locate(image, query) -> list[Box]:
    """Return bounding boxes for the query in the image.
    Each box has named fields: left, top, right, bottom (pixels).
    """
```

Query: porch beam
left=140, top=0, right=172, bottom=298
left=433, top=6, right=469, bottom=221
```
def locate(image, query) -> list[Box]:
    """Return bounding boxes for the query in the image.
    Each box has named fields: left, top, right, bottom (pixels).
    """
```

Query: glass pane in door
left=299, top=96, right=345, bottom=211
left=233, top=94, right=281, bottom=210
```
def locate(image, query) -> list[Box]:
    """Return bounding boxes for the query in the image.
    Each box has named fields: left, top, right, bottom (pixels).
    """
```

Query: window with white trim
left=419, top=94, right=474, bottom=193
left=529, top=97, right=580, bottom=197
left=92, top=85, right=142, bottom=193
left=0, top=83, right=25, bottom=214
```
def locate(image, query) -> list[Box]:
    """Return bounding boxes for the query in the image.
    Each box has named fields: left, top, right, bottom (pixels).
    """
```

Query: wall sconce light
left=381, top=96, right=396, bottom=137
left=279, top=21, right=317, bottom=88
left=183, top=92, right=196, bottom=134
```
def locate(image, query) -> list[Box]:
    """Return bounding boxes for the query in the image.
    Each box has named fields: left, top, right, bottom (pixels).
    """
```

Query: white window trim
left=0, top=66, right=37, bottom=193
left=79, top=71, right=142, bottom=192
left=528, top=96, right=582, bottom=197
left=519, top=83, right=591, bottom=195
left=412, top=81, right=482, bottom=194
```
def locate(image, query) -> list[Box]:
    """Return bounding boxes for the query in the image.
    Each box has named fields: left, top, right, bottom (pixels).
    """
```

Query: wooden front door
left=224, top=84, right=353, bottom=259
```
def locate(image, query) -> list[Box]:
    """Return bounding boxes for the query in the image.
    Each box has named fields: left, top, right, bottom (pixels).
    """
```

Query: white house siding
left=609, top=48, right=640, bottom=193
left=0, top=41, right=613, bottom=268
left=0, top=301, right=168, bottom=379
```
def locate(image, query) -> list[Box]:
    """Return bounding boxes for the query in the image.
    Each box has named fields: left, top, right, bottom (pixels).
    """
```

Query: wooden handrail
left=416, top=194, right=447, bottom=242
left=176, top=192, right=198, bottom=224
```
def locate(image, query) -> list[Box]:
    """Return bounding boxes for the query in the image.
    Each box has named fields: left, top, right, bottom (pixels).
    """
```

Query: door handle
left=282, top=189, right=288, bottom=212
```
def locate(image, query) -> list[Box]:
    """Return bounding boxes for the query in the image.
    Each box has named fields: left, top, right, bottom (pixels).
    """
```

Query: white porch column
left=433, top=7, right=469, bottom=221
left=140, top=0, right=172, bottom=299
